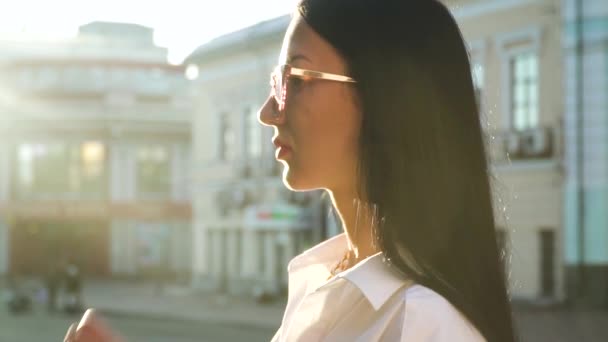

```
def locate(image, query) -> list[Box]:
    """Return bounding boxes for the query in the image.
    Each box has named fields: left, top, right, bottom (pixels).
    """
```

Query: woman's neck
left=327, top=189, right=378, bottom=264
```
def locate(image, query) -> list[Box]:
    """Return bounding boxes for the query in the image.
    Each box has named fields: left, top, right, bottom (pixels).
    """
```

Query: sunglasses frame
left=270, top=64, right=356, bottom=112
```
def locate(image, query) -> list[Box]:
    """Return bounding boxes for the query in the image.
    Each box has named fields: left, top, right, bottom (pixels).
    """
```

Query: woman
left=64, top=0, right=515, bottom=341
left=259, top=0, right=516, bottom=341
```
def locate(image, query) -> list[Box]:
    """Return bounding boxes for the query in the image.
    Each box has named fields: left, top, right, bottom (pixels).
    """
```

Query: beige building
left=188, top=0, right=565, bottom=300
left=186, top=16, right=336, bottom=295
left=450, top=0, right=564, bottom=301
left=0, top=22, right=193, bottom=280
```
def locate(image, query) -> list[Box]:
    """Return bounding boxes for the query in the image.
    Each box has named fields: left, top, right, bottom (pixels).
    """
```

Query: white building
left=186, top=16, right=338, bottom=295
left=447, top=0, right=565, bottom=302
left=186, top=0, right=576, bottom=302
left=0, top=21, right=193, bottom=280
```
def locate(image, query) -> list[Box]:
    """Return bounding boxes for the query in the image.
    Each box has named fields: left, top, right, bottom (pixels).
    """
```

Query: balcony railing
left=486, top=125, right=561, bottom=164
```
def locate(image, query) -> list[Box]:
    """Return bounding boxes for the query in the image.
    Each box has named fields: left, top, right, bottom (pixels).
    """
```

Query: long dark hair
left=298, top=0, right=516, bottom=341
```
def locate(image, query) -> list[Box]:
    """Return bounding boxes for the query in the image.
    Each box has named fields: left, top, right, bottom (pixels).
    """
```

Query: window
left=245, top=107, right=262, bottom=158
left=471, top=62, right=484, bottom=109
left=136, top=145, right=171, bottom=197
left=15, top=141, right=106, bottom=198
left=539, top=229, right=555, bottom=297
left=91, top=67, right=105, bottom=88
left=510, top=53, right=539, bottom=131
left=219, top=113, right=236, bottom=161
left=20, top=68, right=35, bottom=88
left=80, top=141, right=106, bottom=192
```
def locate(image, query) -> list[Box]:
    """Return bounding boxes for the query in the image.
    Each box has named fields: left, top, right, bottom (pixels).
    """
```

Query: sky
left=0, top=0, right=298, bottom=64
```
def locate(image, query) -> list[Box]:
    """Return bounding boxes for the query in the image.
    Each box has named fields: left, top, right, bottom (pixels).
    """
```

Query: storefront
left=2, top=201, right=191, bottom=279
left=197, top=203, right=312, bottom=295
left=4, top=202, right=110, bottom=276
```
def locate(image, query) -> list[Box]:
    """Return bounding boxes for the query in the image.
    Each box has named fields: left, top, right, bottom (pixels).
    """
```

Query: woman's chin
left=281, top=166, right=315, bottom=192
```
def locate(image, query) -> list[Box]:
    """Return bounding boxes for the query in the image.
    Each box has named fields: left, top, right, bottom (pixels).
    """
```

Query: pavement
left=83, top=280, right=608, bottom=341
left=5, top=278, right=608, bottom=341
left=0, top=295, right=276, bottom=342
left=84, top=280, right=608, bottom=341
left=82, top=280, right=285, bottom=331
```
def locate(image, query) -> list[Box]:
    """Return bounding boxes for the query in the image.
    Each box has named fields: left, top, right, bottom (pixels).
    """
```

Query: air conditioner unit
left=521, top=127, right=553, bottom=158
left=503, top=131, right=522, bottom=159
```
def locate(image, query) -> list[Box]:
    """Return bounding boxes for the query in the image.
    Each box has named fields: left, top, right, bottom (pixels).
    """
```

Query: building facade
left=0, top=22, right=193, bottom=280
left=187, top=0, right=595, bottom=303
left=562, top=0, right=608, bottom=307
left=449, top=0, right=565, bottom=302
left=186, top=16, right=339, bottom=295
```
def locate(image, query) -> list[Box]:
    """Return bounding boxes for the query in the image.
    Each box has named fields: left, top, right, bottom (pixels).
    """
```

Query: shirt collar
left=289, top=233, right=413, bottom=311
left=288, top=232, right=347, bottom=271
left=339, top=251, right=413, bottom=310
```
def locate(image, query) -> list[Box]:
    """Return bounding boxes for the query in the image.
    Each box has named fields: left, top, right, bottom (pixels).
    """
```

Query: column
left=110, top=142, right=136, bottom=202
left=0, top=144, right=11, bottom=201
left=126, top=144, right=137, bottom=200
left=0, top=145, right=10, bottom=275
left=170, top=222, right=192, bottom=276
left=192, top=222, right=209, bottom=277
left=125, top=222, right=137, bottom=275
left=110, top=221, right=125, bottom=274
left=170, top=143, right=190, bottom=202
left=0, top=219, right=8, bottom=275
left=264, top=231, right=277, bottom=293
left=241, top=229, right=257, bottom=277
left=210, top=229, right=224, bottom=288
left=191, top=195, right=211, bottom=289
left=226, top=228, right=239, bottom=277
left=225, top=228, right=240, bottom=293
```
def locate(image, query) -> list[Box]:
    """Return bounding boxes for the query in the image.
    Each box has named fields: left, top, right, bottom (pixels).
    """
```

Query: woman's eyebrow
left=288, top=54, right=312, bottom=64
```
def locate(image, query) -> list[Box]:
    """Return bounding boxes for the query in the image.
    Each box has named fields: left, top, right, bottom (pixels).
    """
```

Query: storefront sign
left=244, top=204, right=311, bottom=230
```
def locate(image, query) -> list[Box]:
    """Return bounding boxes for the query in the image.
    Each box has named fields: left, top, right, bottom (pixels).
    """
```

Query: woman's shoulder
left=396, top=284, right=486, bottom=341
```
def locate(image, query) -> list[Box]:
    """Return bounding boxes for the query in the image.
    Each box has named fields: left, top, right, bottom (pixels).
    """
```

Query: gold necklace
left=327, top=250, right=352, bottom=280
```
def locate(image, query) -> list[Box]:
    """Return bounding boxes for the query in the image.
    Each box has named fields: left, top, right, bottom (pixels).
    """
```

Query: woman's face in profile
left=259, top=14, right=361, bottom=194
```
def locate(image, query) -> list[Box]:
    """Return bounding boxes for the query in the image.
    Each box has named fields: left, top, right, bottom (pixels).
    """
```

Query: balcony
left=487, top=126, right=562, bottom=168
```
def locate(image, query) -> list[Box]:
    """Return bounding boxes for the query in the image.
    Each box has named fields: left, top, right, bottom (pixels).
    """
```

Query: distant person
left=63, top=262, right=83, bottom=314
left=45, top=261, right=62, bottom=312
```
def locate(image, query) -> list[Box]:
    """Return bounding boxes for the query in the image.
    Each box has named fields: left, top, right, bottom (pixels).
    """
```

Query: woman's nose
left=258, top=95, right=285, bottom=126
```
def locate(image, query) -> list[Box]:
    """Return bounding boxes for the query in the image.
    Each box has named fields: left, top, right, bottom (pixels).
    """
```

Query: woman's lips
left=276, top=145, right=292, bottom=159
left=272, top=138, right=292, bottom=159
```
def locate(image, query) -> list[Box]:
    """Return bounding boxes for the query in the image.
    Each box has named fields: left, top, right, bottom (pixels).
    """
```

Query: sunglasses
left=270, top=64, right=356, bottom=112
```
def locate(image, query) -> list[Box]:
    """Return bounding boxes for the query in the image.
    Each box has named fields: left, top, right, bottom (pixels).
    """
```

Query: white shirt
left=271, top=233, right=486, bottom=342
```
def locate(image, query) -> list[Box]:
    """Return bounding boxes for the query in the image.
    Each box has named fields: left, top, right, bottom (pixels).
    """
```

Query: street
left=1, top=278, right=608, bottom=342
left=0, top=308, right=276, bottom=342
left=2, top=301, right=608, bottom=341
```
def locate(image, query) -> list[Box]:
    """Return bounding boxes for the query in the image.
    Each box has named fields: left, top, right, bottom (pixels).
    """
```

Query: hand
left=63, top=309, right=125, bottom=342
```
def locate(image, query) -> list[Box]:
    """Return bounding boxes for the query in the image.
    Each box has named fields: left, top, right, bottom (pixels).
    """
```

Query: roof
left=78, top=21, right=154, bottom=36
left=184, top=14, right=290, bottom=64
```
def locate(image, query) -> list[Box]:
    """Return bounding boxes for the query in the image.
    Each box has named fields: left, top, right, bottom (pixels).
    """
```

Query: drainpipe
left=575, top=0, right=586, bottom=297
